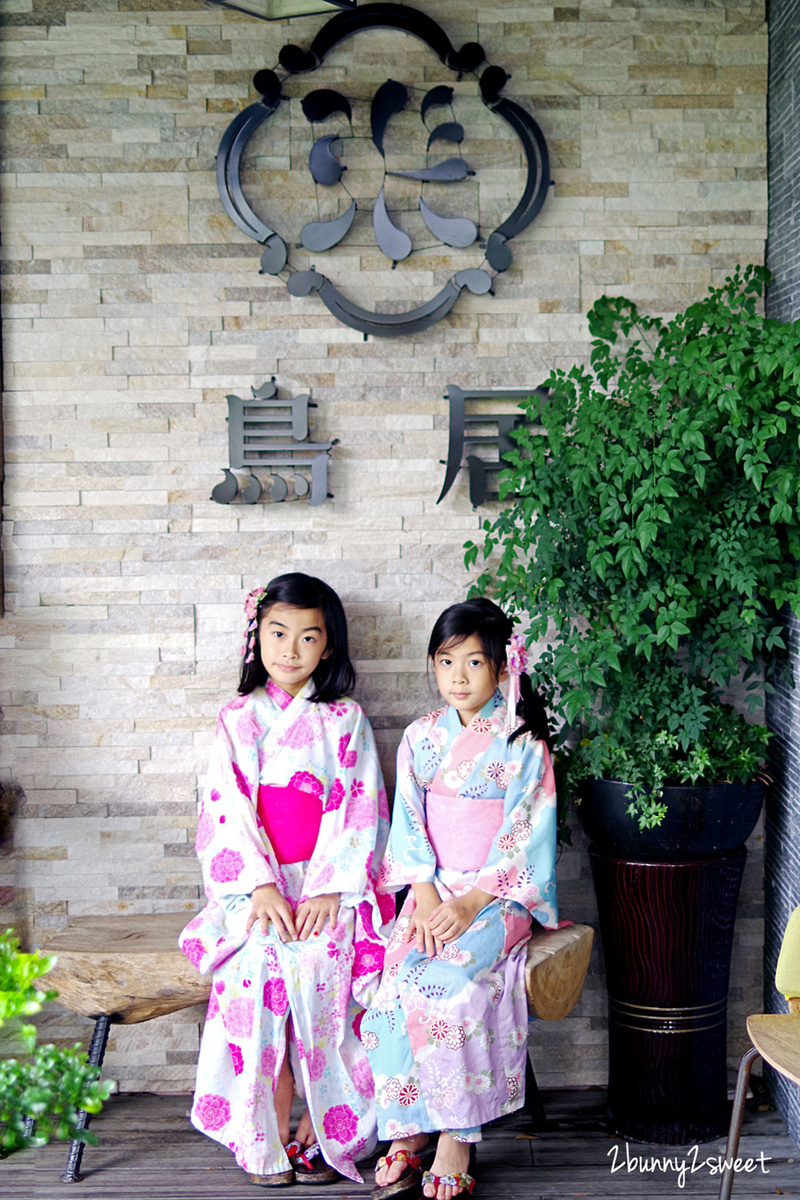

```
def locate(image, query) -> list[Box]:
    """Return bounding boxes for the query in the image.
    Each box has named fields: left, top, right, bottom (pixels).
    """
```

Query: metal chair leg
left=718, top=1044, right=761, bottom=1200
left=61, top=1013, right=112, bottom=1184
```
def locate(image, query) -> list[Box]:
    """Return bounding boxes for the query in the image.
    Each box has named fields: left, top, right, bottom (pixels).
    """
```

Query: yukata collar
left=446, top=687, right=506, bottom=735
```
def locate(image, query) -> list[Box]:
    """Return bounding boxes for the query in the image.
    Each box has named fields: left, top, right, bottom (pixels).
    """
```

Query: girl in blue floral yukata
left=362, top=598, right=558, bottom=1200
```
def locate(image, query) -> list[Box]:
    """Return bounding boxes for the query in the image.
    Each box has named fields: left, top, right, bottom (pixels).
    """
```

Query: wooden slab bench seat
left=40, top=913, right=593, bottom=1181
left=42, top=913, right=212, bottom=1183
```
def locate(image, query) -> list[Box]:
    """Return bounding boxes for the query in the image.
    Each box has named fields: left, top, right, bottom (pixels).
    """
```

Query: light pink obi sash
left=257, top=784, right=322, bottom=865
left=426, top=790, right=505, bottom=870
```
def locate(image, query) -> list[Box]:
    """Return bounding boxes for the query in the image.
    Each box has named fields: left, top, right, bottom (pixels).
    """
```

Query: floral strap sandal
left=287, top=1140, right=340, bottom=1185
left=420, top=1169, right=476, bottom=1198
left=372, top=1147, right=429, bottom=1199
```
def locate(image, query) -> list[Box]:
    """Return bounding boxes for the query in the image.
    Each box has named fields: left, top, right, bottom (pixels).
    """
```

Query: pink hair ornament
left=241, top=585, right=270, bottom=663
left=505, top=632, right=529, bottom=734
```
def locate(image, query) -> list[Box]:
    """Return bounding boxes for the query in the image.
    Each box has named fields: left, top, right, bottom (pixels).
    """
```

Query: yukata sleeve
left=473, top=739, right=558, bottom=928
left=377, top=725, right=438, bottom=893
left=195, top=707, right=279, bottom=903
left=303, top=705, right=388, bottom=906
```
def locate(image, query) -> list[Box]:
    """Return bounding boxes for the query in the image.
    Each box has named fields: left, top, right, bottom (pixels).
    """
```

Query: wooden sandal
left=246, top=1168, right=295, bottom=1187
left=289, top=1141, right=340, bottom=1185
left=372, top=1147, right=429, bottom=1199
left=421, top=1169, right=476, bottom=1198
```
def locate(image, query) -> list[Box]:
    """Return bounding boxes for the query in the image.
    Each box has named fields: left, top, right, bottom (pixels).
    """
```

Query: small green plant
left=466, top=265, right=800, bottom=828
left=0, top=929, right=112, bottom=1156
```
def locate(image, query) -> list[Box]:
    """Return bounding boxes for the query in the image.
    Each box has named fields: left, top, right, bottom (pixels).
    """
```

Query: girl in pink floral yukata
left=362, top=598, right=558, bottom=1200
left=180, top=573, right=393, bottom=1188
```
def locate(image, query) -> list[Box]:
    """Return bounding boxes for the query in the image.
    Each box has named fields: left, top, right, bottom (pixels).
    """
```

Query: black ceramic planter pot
left=579, top=779, right=765, bottom=1145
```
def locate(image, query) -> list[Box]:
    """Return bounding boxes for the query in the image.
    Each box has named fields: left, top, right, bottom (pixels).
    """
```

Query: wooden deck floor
left=1, top=1088, right=797, bottom=1200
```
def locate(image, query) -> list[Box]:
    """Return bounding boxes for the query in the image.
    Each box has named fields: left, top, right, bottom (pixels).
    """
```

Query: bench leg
left=61, top=1013, right=112, bottom=1184
left=523, top=1053, right=547, bottom=1131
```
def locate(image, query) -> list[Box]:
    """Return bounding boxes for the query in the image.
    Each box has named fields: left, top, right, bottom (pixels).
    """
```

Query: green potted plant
left=0, top=931, right=112, bottom=1156
left=465, top=265, right=800, bottom=1143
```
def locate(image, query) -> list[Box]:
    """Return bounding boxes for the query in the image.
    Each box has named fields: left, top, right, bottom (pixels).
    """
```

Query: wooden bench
left=41, top=913, right=593, bottom=1180
left=42, top=913, right=212, bottom=1183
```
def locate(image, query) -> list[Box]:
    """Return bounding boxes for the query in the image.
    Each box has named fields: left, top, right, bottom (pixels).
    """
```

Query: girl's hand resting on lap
left=428, top=888, right=493, bottom=944
left=295, top=893, right=340, bottom=940
left=406, top=884, right=444, bottom=958
left=247, top=884, right=297, bottom=942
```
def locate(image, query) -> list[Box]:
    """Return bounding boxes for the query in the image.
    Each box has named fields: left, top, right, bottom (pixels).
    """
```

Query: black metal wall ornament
left=211, top=381, right=334, bottom=507
left=216, top=3, right=551, bottom=338
left=437, top=384, right=549, bottom=508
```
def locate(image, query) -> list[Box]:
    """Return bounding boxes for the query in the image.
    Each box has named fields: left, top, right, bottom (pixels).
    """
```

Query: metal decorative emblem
left=216, top=3, right=550, bottom=338
left=211, top=380, right=334, bottom=506
left=437, top=384, right=549, bottom=508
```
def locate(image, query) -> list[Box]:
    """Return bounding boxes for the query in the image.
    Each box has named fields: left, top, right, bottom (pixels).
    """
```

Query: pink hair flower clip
left=504, top=633, right=529, bottom=734
left=241, top=585, right=270, bottom=663
left=506, top=633, right=529, bottom=677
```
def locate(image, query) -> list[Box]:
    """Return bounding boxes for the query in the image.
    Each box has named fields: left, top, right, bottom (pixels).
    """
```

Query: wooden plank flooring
left=1, top=1088, right=797, bottom=1200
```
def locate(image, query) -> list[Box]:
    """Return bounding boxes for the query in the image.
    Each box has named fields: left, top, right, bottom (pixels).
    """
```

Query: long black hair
left=428, top=597, right=550, bottom=747
left=238, top=572, right=356, bottom=703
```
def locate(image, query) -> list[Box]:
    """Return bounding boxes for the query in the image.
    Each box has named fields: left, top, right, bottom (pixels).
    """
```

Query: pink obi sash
left=257, top=784, right=322, bottom=865
left=425, top=790, right=505, bottom=870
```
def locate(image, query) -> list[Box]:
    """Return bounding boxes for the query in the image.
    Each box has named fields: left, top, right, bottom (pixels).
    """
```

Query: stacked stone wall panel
left=0, top=0, right=767, bottom=1092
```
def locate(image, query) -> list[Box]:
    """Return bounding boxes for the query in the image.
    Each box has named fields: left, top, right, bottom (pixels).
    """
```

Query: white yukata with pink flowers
left=362, top=688, right=557, bottom=1141
left=180, top=678, right=393, bottom=1181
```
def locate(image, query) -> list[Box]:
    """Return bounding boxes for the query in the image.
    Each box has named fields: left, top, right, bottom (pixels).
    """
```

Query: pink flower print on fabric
left=350, top=779, right=366, bottom=801
left=512, top=819, right=533, bottom=841
left=195, top=810, right=215, bottom=853
left=232, top=761, right=252, bottom=801
left=235, top=706, right=263, bottom=748
left=498, top=834, right=517, bottom=853
left=263, top=977, right=289, bottom=1016
left=209, top=848, right=245, bottom=884
left=445, top=1025, right=466, bottom=1050
left=195, top=1093, right=231, bottom=1132
left=385, top=1120, right=423, bottom=1140
left=470, top=717, right=493, bottom=734
left=289, top=770, right=324, bottom=799
left=384, top=1077, right=402, bottom=1100
left=322, top=1103, right=358, bottom=1145
left=338, top=734, right=358, bottom=769
left=210, top=788, right=221, bottom=802
left=352, top=938, right=384, bottom=979
left=280, top=722, right=316, bottom=751
left=429, top=1018, right=449, bottom=1042
left=360, top=1028, right=378, bottom=1051
left=422, top=706, right=447, bottom=728
left=261, top=1044, right=278, bottom=1079
left=228, top=1042, right=245, bottom=1076
left=306, top=1047, right=326, bottom=1082
left=350, top=1055, right=374, bottom=1098
left=323, top=779, right=345, bottom=814
left=456, top=758, right=476, bottom=782
left=181, top=938, right=206, bottom=971
left=347, top=794, right=374, bottom=831
left=398, top=1084, right=421, bottom=1107
left=206, top=989, right=220, bottom=1021
left=223, top=995, right=254, bottom=1039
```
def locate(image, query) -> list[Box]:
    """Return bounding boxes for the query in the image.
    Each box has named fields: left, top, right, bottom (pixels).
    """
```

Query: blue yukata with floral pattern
left=361, top=688, right=557, bottom=1141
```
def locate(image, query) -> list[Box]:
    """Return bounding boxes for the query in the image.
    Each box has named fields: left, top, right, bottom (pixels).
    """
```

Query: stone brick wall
left=0, top=0, right=767, bottom=1092
left=764, top=0, right=800, bottom=1150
